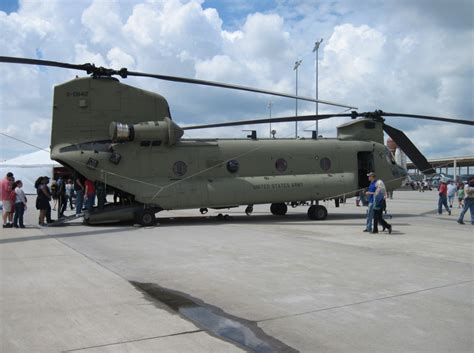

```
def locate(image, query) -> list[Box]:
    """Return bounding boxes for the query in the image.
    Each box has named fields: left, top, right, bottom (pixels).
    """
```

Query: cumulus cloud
left=123, top=0, right=222, bottom=59
left=107, top=47, right=135, bottom=69
left=0, top=0, right=472, bottom=164
left=29, top=118, right=51, bottom=136
left=81, top=0, right=123, bottom=45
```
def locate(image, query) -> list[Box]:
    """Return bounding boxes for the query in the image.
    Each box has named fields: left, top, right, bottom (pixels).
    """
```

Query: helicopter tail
left=51, top=76, right=171, bottom=148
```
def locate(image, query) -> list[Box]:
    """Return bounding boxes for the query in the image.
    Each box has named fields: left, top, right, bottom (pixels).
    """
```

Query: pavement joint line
left=256, top=279, right=474, bottom=323
left=62, top=329, right=203, bottom=352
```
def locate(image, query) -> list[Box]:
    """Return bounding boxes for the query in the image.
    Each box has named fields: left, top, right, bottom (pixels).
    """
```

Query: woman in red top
left=84, top=179, right=96, bottom=211
left=438, top=180, right=451, bottom=215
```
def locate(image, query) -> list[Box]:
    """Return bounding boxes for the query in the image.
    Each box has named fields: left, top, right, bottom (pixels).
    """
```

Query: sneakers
left=457, top=220, right=465, bottom=225
left=2, top=223, right=12, bottom=228
left=448, top=210, right=451, bottom=215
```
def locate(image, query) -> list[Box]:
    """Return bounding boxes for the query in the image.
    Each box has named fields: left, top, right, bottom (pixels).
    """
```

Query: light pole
left=313, top=38, right=323, bottom=137
left=293, top=59, right=302, bottom=138
left=268, top=101, right=273, bottom=138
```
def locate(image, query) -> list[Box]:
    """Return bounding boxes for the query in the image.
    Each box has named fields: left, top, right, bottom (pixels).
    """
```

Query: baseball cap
left=367, top=172, right=376, bottom=177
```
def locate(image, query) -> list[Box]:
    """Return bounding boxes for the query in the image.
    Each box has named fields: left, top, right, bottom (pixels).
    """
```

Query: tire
left=136, top=209, right=156, bottom=226
left=270, top=203, right=288, bottom=216
left=307, top=205, right=328, bottom=220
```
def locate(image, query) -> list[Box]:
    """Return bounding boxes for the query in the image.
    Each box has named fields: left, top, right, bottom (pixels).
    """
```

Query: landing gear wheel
left=136, top=209, right=156, bottom=226
left=270, top=203, right=288, bottom=216
left=200, top=208, right=208, bottom=215
left=245, top=205, right=253, bottom=215
left=307, top=205, right=328, bottom=220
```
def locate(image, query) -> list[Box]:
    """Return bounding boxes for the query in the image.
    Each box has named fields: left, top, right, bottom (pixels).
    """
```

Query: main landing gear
left=270, top=203, right=288, bottom=216
left=307, top=205, right=328, bottom=220
left=270, top=202, right=328, bottom=220
left=135, top=209, right=157, bottom=226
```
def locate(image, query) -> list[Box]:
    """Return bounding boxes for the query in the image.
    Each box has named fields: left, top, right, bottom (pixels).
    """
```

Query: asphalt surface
left=1, top=190, right=473, bottom=353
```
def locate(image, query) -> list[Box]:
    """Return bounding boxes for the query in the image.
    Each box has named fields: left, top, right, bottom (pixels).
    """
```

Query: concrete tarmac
left=1, top=190, right=473, bottom=353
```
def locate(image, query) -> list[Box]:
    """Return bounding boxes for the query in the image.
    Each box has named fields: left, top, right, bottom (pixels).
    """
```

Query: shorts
left=2, top=200, right=12, bottom=212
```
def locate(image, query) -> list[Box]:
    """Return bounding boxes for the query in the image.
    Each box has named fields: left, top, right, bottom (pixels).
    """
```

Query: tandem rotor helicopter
left=1, top=56, right=473, bottom=226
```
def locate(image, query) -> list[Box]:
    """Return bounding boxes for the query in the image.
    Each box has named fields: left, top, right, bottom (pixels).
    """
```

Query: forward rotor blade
left=0, top=56, right=357, bottom=109
left=382, top=112, right=473, bottom=126
left=126, top=70, right=357, bottom=109
left=183, top=113, right=353, bottom=130
left=383, top=123, right=435, bottom=174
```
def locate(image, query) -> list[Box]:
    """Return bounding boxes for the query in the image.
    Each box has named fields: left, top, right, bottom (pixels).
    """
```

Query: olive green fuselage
left=52, top=138, right=403, bottom=210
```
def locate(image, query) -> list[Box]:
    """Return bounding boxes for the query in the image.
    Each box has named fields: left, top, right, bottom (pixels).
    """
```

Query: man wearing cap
left=1, top=172, right=14, bottom=228
left=364, top=172, right=377, bottom=232
left=438, top=179, right=451, bottom=215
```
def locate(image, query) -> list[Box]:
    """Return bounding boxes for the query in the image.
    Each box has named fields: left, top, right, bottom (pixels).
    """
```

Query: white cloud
left=74, top=44, right=106, bottom=67
left=0, top=124, right=19, bottom=136
left=107, top=47, right=135, bottom=69
left=29, top=118, right=51, bottom=136
left=0, top=0, right=472, bottom=162
left=123, top=0, right=222, bottom=59
left=81, top=0, right=123, bottom=45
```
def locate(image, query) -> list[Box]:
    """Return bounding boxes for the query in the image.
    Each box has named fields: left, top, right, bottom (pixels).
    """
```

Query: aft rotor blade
left=183, top=113, right=353, bottom=130
left=382, top=112, right=474, bottom=126
left=0, top=56, right=93, bottom=71
left=383, top=123, right=435, bottom=175
left=0, top=56, right=357, bottom=109
left=126, top=70, right=357, bottom=109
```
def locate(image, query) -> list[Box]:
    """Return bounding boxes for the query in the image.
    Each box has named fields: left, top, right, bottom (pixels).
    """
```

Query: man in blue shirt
left=364, top=172, right=377, bottom=232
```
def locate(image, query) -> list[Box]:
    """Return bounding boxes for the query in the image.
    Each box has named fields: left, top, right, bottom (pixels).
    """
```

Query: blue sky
left=0, top=0, right=472, bottom=162
left=0, top=0, right=18, bottom=13
left=202, top=0, right=276, bottom=29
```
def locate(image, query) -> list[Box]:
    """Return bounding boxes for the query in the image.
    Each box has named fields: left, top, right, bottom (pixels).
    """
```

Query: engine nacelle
left=109, top=117, right=184, bottom=145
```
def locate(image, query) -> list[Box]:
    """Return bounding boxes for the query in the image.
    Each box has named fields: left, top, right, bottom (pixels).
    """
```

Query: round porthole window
left=173, top=161, right=187, bottom=176
left=275, top=158, right=288, bottom=172
left=320, top=157, right=331, bottom=171
left=227, top=159, right=239, bottom=173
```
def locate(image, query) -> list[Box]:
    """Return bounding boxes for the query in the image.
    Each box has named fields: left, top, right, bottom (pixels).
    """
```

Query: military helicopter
left=1, top=56, right=472, bottom=226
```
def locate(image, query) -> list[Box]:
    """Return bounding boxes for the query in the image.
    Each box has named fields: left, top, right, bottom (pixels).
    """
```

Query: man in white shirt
left=447, top=181, right=457, bottom=208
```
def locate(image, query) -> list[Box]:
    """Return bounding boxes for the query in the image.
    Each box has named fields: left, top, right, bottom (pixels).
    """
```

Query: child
left=457, top=183, right=464, bottom=208
left=12, top=180, right=27, bottom=228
